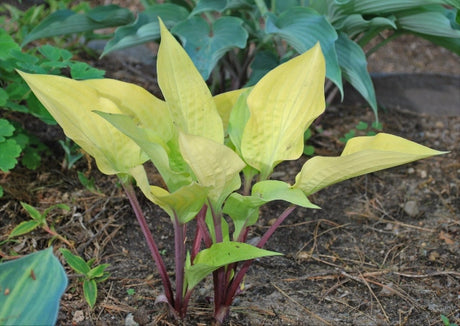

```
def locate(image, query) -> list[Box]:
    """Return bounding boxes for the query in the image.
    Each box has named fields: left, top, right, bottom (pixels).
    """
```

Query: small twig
left=342, top=271, right=390, bottom=323
left=346, top=211, right=435, bottom=232
left=271, top=282, right=334, bottom=326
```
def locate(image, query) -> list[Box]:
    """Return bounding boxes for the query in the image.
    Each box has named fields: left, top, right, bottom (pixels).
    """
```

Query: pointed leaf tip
left=294, top=133, right=447, bottom=195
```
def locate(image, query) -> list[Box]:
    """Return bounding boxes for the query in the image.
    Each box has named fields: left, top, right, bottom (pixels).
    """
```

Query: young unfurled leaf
left=179, top=132, right=246, bottom=207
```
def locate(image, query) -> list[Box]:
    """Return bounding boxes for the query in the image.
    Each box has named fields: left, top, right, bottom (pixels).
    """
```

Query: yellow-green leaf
left=179, top=132, right=246, bottom=206
left=157, top=19, right=223, bottom=143
left=213, top=88, right=249, bottom=132
left=294, top=133, right=447, bottom=195
left=82, top=78, right=173, bottom=141
left=150, top=183, right=208, bottom=224
left=129, top=165, right=207, bottom=223
left=17, top=71, right=146, bottom=175
left=241, top=43, right=326, bottom=178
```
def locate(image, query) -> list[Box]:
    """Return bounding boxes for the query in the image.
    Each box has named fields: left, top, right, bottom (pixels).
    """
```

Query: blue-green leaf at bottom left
left=0, top=248, right=68, bottom=326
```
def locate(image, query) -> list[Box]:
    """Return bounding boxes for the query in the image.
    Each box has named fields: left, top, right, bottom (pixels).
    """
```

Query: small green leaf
left=185, top=241, right=281, bottom=289
left=0, top=139, right=21, bottom=172
left=87, top=264, right=110, bottom=279
left=303, top=145, right=315, bottom=156
left=356, top=121, right=368, bottom=130
left=60, top=248, right=91, bottom=275
left=223, top=193, right=264, bottom=240
left=0, top=28, right=20, bottom=60
left=252, top=180, right=320, bottom=209
left=70, top=62, right=105, bottom=80
left=0, top=88, right=8, bottom=106
left=8, top=220, right=41, bottom=238
left=83, top=279, right=97, bottom=308
left=20, top=202, right=43, bottom=221
left=0, top=119, right=15, bottom=141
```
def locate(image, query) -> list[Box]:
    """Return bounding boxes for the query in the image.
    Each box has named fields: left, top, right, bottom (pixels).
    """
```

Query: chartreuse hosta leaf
left=0, top=248, right=67, bottom=326
left=241, top=42, right=326, bottom=179
left=179, top=132, right=246, bottom=207
left=157, top=19, right=223, bottom=144
left=294, top=133, right=447, bottom=196
left=185, top=242, right=282, bottom=289
left=17, top=71, right=147, bottom=175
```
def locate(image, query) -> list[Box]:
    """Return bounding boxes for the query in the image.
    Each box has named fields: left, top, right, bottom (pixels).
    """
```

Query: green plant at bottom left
left=0, top=247, right=68, bottom=325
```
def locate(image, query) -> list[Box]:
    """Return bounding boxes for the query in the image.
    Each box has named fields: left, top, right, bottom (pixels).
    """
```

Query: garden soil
left=0, top=29, right=459, bottom=326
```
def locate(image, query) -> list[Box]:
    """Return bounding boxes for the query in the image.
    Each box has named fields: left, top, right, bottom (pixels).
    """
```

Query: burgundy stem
left=122, top=181, right=174, bottom=306
left=173, top=214, right=187, bottom=317
left=191, top=205, right=208, bottom=260
left=223, top=205, right=297, bottom=308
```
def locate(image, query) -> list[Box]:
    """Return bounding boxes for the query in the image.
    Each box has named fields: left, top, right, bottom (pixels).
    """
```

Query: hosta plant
left=19, top=21, right=446, bottom=324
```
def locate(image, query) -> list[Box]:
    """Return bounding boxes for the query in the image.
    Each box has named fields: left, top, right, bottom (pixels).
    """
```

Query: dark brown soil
left=1, top=24, right=459, bottom=326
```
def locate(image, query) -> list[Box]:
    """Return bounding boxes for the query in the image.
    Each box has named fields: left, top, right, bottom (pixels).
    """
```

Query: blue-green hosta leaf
left=185, top=241, right=281, bottom=289
left=333, top=14, right=396, bottom=38
left=265, top=7, right=342, bottom=98
left=396, top=8, right=460, bottom=38
left=335, top=33, right=377, bottom=116
left=22, top=5, right=134, bottom=46
left=245, top=51, right=280, bottom=86
left=102, top=4, right=189, bottom=57
left=335, top=0, right=458, bottom=15
left=172, top=16, right=248, bottom=80
left=0, top=248, right=67, bottom=326
left=191, top=0, right=253, bottom=15
left=418, top=33, right=460, bottom=55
